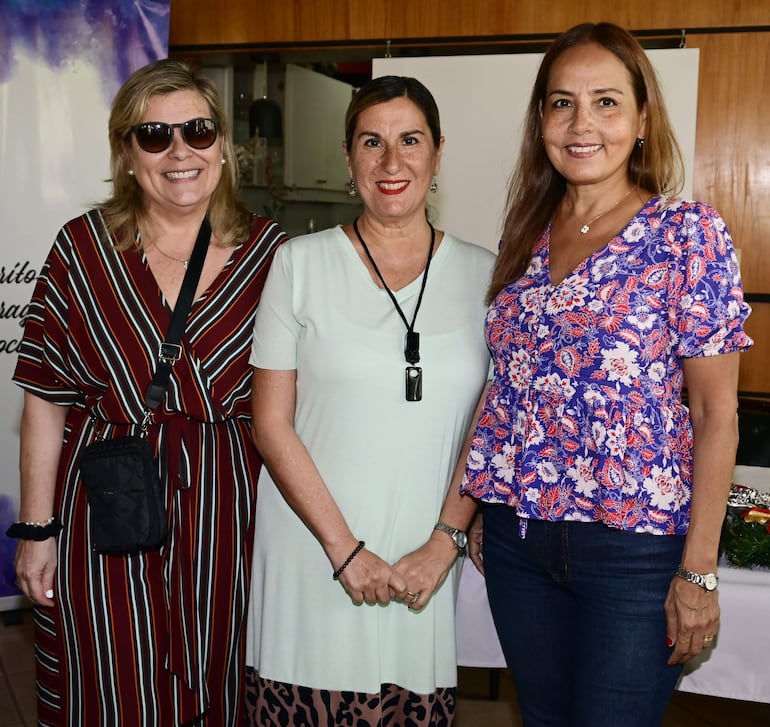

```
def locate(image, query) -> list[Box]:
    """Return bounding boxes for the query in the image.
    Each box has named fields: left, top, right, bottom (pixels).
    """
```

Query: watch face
left=455, top=531, right=468, bottom=549
left=704, top=573, right=718, bottom=591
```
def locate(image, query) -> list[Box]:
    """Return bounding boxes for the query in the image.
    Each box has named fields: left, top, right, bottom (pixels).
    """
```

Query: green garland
left=721, top=515, right=770, bottom=569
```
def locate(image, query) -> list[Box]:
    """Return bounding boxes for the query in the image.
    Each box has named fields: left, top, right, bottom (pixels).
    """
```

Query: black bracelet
left=5, top=515, right=63, bottom=541
left=332, top=540, right=365, bottom=580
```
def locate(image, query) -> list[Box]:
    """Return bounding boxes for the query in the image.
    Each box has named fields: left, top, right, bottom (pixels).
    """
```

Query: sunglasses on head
left=130, top=117, right=219, bottom=153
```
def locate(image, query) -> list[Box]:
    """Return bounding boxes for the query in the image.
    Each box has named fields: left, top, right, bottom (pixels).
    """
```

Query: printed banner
left=0, top=1, right=170, bottom=608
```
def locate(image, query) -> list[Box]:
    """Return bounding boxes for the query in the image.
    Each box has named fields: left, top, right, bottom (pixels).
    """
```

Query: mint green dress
left=246, top=226, right=494, bottom=695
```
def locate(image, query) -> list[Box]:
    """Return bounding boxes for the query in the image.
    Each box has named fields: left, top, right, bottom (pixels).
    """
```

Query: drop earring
left=636, top=137, right=645, bottom=149
left=430, top=178, right=438, bottom=193
left=348, top=179, right=357, bottom=197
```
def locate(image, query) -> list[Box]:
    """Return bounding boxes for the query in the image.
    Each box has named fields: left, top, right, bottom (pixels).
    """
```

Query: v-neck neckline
left=336, top=224, right=451, bottom=297
left=136, top=238, right=240, bottom=315
left=545, top=194, right=659, bottom=288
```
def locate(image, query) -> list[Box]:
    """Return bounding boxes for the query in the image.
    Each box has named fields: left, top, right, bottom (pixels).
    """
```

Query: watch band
left=434, top=521, right=468, bottom=553
left=675, top=565, right=718, bottom=592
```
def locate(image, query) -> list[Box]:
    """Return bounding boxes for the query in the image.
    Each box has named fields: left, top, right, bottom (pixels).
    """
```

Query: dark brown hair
left=487, top=22, right=684, bottom=303
left=344, top=75, right=442, bottom=150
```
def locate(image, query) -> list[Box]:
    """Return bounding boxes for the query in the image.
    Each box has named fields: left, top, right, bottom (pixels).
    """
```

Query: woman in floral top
left=459, top=22, right=752, bottom=726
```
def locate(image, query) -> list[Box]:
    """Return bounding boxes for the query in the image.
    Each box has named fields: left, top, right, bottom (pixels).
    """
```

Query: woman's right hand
left=336, top=545, right=406, bottom=606
left=14, top=537, right=57, bottom=607
left=16, top=393, right=66, bottom=609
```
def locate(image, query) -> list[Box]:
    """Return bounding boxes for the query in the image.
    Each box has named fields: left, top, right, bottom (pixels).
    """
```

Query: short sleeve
left=250, top=243, right=301, bottom=370
left=671, top=205, right=753, bottom=358
left=12, top=227, right=82, bottom=405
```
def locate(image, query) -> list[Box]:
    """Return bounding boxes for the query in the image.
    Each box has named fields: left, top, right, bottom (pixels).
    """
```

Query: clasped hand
left=337, top=537, right=458, bottom=611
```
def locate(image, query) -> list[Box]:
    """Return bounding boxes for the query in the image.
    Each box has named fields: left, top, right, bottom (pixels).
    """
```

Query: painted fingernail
left=666, top=637, right=674, bottom=647
left=45, top=589, right=54, bottom=599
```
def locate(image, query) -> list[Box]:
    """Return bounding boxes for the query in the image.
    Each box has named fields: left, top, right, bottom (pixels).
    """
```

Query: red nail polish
left=666, top=637, right=674, bottom=647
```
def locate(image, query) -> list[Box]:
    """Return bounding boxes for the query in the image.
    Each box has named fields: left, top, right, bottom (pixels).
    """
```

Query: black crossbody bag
left=80, top=219, right=210, bottom=555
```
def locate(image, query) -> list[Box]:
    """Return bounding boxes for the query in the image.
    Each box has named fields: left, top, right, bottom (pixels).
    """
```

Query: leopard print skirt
left=244, top=667, right=455, bottom=726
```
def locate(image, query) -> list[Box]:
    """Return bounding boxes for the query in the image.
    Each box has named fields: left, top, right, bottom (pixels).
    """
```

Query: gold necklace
left=576, top=186, right=636, bottom=235
left=152, top=243, right=190, bottom=269
left=139, top=231, right=192, bottom=269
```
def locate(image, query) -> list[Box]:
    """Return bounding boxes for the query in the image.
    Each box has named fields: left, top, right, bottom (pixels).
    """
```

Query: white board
left=374, top=49, right=699, bottom=253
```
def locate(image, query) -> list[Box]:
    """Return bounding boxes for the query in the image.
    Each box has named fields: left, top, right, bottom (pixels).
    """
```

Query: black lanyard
left=352, top=216, right=436, bottom=401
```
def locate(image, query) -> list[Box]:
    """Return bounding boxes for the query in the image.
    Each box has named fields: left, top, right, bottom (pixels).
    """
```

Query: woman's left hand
left=467, top=511, right=484, bottom=574
left=391, top=532, right=459, bottom=611
left=664, top=577, right=720, bottom=665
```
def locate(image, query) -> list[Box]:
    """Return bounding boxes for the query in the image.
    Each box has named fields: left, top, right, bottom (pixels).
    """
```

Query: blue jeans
left=482, top=504, right=685, bottom=727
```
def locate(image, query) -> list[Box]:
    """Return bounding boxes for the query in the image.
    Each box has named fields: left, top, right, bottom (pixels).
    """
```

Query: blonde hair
left=488, top=22, right=684, bottom=303
left=98, top=58, right=252, bottom=248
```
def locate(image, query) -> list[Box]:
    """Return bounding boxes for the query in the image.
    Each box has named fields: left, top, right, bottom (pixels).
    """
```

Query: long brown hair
left=98, top=58, right=252, bottom=249
left=487, top=22, right=684, bottom=303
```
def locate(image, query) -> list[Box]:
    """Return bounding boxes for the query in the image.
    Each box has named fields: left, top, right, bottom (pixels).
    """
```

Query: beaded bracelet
left=5, top=515, right=63, bottom=541
left=332, top=540, right=365, bottom=580
left=25, top=516, right=55, bottom=527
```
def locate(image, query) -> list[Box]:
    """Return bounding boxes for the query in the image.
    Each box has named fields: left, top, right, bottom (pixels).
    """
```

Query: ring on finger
left=406, top=591, right=419, bottom=604
left=703, top=634, right=715, bottom=642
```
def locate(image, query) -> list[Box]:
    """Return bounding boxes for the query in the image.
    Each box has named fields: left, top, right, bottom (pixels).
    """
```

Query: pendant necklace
left=152, top=243, right=191, bottom=269
left=577, top=186, right=636, bottom=235
left=352, top=216, right=435, bottom=402
left=139, top=231, right=192, bottom=269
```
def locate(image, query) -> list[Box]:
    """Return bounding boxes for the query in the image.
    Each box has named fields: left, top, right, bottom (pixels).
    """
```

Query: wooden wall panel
left=170, top=2, right=291, bottom=47
left=739, top=306, right=770, bottom=394
left=685, top=32, right=770, bottom=394
left=381, top=0, right=770, bottom=42
left=169, top=0, right=770, bottom=48
left=689, top=33, right=770, bottom=295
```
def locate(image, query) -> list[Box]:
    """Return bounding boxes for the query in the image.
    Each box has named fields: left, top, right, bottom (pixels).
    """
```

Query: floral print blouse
left=461, top=196, right=752, bottom=535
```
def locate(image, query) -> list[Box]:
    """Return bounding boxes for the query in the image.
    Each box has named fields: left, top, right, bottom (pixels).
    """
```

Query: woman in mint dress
left=244, top=76, right=494, bottom=726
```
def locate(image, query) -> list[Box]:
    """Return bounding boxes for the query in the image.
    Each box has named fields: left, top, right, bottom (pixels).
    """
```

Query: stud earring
left=430, top=178, right=438, bottom=194
left=221, top=158, right=226, bottom=165
left=127, top=169, right=134, bottom=176
left=636, top=137, right=645, bottom=149
left=348, top=179, right=357, bottom=197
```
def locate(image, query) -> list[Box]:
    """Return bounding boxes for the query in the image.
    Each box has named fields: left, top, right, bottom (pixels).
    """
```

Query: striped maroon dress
left=13, top=209, right=286, bottom=726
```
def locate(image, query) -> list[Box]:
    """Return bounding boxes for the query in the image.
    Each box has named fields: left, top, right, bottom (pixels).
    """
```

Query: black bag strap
left=144, top=217, right=211, bottom=412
